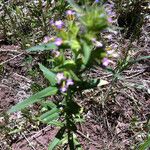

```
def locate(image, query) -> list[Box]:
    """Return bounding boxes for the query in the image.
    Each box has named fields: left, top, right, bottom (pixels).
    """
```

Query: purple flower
left=102, top=58, right=111, bottom=66
left=66, top=79, right=74, bottom=87
left=54, top=20, right=64, bottom=29
left=54, top=38, right=63, bottom=46
left=60, top=86, right=67, bottom=93
left=108, top=17, right=113, bottom=23
left=56, top=73, right=66, bottom=84
left=50, top=19, right=54, bottom=26
left=95, top=0, right=99, bottom=3
left=66, top=10, right=75, bottom=15
left=43, top=36, right=51, bottom=43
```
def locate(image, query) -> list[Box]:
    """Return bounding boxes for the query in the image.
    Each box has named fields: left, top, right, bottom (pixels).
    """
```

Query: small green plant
left=0, top=0, right=68, bottom=48
left=8, top=0, right=111, bottom=149
left=114, top=0, right=148, bottom=40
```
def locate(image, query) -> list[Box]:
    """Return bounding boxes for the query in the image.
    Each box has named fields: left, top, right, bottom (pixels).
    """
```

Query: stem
left=65, top=91, right=75, bottom=150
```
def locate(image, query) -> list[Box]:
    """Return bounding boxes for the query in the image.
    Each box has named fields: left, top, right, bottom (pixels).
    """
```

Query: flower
left=102, top=58, right=111, bottom=66
left=56, top=73, right=66, bottom=84
left=66, top=10, right=75, bottom=15
left=43, top=36, right=51, bottom=43
left=54, top=38, right=63, bottom=46
left=95, top=0, right=99, bottom=3
left=50, top=19, right=54, bottom=26
left=66, top=79, right=74, bottom=87
left=108, top=17, right=113, bottom=23
left=92, top=38, right=103, bottom=47
left=60, top=86, right=67, bottom=93
left=54, top=20, right=64, bottom=29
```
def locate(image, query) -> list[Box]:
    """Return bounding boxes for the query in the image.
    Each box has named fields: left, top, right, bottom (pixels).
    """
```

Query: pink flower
left=56, top=73, right=66, bottom=84
left=102, top=58, right=111, bottom=66
left=54, top=20, right=64, bottom=29
left=50, top=19, right=54, bottom=26
left=108, top=17, right=113, bottom=23
left=60, top=86, right=67, bottom=93
left=43, top=36, right=51, bottom=43
left=66, top=79, right=74, bottom=87
left=54, top=38, right=63, bottom=46
left=66, top=10, right=75, bottom=15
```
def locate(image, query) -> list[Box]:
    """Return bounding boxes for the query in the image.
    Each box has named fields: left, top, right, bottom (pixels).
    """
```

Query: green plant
left=8, top=1, right=111, bottom=149
left=114, top=0, right=148, bottom=40
left=0, top=0, right=68, bottom=48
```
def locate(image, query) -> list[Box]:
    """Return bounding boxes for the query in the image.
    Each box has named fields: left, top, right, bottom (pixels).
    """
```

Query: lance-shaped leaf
left=8, top=87, right=58, bottom=113
left=39, top=107, right=60, bottom=123
left=48, top=127, right=66, bottom=150
left=82, top=41, right=92, bottom=66
left=139, top=136, right=150, bottom=150
left=39, top=63, right=57, bottom=86
left=27, top=42, right=57, bottom=52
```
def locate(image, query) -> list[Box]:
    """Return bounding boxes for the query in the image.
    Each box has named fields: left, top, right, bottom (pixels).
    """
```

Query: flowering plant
left=8, top=0, right=110, bottom=149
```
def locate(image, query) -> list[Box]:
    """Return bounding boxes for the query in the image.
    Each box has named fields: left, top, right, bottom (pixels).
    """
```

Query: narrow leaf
left=48, top=138, right=60, bottom=150
left=27, top=42, right=57, bottom=52
left=39, top=63, right=57, bottom=85
left=48, top=121, right=64, bottom=127
left=82, top=41, right=92, bottom=65
left=139, top=136, right=150, bottom=150
left=8, top=87, right=58, bottom=113
left=42, top=113, right=59, bottom=123
left=48, top=127, right=66, bottom=150
left=39, top=107, right=59, bottom=120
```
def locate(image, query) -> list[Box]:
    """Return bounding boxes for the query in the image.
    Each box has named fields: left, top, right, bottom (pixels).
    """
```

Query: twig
left=21, top=132, right=36, bottom=150
left=13, top=73, right=32, bottom=83
left=0, top=49, right=22, bottom=53
left=76, top=130, right=101, bottom=148
left=0, top=53, right=24, bottom=65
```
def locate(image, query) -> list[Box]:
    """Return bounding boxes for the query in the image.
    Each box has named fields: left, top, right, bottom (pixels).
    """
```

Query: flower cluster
left=56, top=73, right=74, bottom=93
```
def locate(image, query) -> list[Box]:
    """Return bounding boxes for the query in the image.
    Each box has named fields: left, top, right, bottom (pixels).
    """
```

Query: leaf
left=39, top=107, right=59, bottom=121
left=62, top=60, right=76, bottom=69
left=8, top=87, right=58, bottom=113
left=48, top=137, right=60, bottom=150
left=139, top=136, right=150, bottom=150
left=39, top=63, right=57, bottom=86
left=41, top=113, right=59, bottom=123
left=82, top=41, right=92, bottom=65
left=48, top=121, right=64, bottom=127
left=129, top=55, right=150, bottom=64
left=27, top=42, right=57, bottom=52
left=48, top=127, right=66, bottom=150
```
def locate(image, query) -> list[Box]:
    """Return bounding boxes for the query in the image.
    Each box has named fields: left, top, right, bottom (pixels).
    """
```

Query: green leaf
left=8, top=87, right=58, bottom=113
left=129, top=55, right=150, bottom=64
left=62, top=60, right=76, bottom=69
left=82, top=41, right=92, bottom=65
left=48, top=127, right=66, bottom=150
left=48, top=137, right=60, bottom=150
left=27, top=42, right=57, bottom=52
left=41, top=101, right=57, bottom=109
left=39, top=107, right=59, bottom=121
left=139, top=136, right=150, bottom=150
left=41, top=113, right=59, bottom=124
left=48, top=121, right=64, bottom=127
left=39, top=63, right=57, bottom=86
